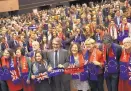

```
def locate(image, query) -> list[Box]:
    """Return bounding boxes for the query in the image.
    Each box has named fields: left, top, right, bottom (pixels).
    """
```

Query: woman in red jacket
left=84, top=38, right=104, bottom=91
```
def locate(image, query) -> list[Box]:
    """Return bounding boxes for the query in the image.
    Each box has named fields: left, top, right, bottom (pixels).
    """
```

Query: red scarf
left=14, top=56, right=29, bottom=73
left=58, top=32, right=65, bottom=40
left=29, top=39, right=32, bottom=47
left=89, top=23, right=95, bottom=36
left=1, top=56, right=11, bottom=68
left=120, top=23, right=129, bottom=31
left=108, top=25, right=118, bottom=33
left=65, top=53, right=84, bottom=74
left=103, top=45, right=115, bottom=62
left=120, top=49, right=130, bottom=62
left=1, top=56, right=20, bottom=78
left=89, top=48, right=99, bottom=62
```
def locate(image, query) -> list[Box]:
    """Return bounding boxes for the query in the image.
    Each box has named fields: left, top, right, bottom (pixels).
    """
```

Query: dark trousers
left=51, top=76, right=71, bottom=91
left=113, top=39, right=119, bottom=44
left=89, top=74, right=104, bottom=91
left=0, top=81, right=8, bottom=91
left=106, top=74, right=118, bottom=91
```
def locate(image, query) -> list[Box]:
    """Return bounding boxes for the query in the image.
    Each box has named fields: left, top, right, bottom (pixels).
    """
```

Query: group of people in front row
left=0, top=34, right=131, bottom=91
left=1, top=1, right=131, bottom=91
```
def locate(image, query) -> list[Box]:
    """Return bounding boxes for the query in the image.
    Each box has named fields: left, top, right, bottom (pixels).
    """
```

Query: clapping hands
left=58, top=64, right=64, bottom=68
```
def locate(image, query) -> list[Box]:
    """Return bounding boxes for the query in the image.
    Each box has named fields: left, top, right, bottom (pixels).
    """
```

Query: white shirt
left=119, top=23, right=131, bottom=37
left=110, top=26, right=118, bottom=39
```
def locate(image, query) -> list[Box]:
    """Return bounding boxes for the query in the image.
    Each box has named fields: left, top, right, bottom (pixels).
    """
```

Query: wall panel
left=19, top=0, right=71, bottom=10
left=0, top=0, right=19, bottom=12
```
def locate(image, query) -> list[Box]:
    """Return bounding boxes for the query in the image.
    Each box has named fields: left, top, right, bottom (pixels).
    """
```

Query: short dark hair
left=102, top=34, right=113, bottom=44
left=4, top=48, right=14, bottom=57
left=69, top=43, right=82, bottom=56
left=16, top=47, right=25, bottom=56
left=35, top=50, right=46, bottom=64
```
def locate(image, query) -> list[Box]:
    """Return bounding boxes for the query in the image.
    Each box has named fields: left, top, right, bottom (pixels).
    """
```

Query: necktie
left=14, top=40, right=17, bottom=46
left=5, top=42, right=8, bottom=48
left=106, top=48, right=109, bottom=62
left=17, top=58, right=21, bottom=76
left=112, top=26, right=114, bottom=38
left=55, top=50, right=58, bottom=68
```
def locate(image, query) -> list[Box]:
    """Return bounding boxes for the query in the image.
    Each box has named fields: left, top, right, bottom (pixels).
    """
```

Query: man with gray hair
left=27, top=41, right=47, bottom=62
left=47, top=37, right=71, bottom=91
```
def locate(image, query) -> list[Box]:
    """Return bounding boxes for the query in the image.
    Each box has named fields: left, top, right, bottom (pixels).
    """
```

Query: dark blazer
left=111, top=43, right=122, bottom=62
left=9, top=40, right=20, bottom=51
left=99, top=43, right=122, bottom=62
left=62, top=36, right=74, bottom=50
left=114, top=16, right=122, bottom=26
left=47, top=49, right=71, bottom=91
left=103, top=8, right=109, bottom=18
left=73, top=34, right=86, bottom=44
left=47, top=49, right=70, bottom=81
left=1, top=42, right=9, bottom=51
left=47, top=49, right=69, bottom=69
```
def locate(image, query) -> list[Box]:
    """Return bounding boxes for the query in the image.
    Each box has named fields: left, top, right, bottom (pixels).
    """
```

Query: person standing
left=84, top=38, right=104, bottom=91
left=1, top=49, right=22, bottom=91
left=15, top=47, right=34, bottom=91
left=69, top=43, right=90, bottom=91
left=31, top=51, right=51, bottom=91
left=118, top=37, right=131, bottom=91
left=47, top=37, right=71, bottom=91
left=102, top=34, right=122, bottom=91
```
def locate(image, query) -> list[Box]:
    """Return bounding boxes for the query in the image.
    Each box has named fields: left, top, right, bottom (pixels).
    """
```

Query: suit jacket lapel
left=51, top=50, right=54, bottom=64
left=58, top=49, right=60, bottom=64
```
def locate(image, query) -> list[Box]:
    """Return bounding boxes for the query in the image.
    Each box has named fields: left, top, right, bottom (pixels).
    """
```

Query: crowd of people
left=0, top=0, right=131, bottom=91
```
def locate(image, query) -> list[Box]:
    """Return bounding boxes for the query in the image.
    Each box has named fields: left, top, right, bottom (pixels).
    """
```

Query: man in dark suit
left=102, top=34, right=122, bottom=91
left=102, top=5, right=110, bottom=21
left=9, top=33, right=19, bottom=51
left=114, top=10, right=122, bottom=27
left=26, top=41, right=47, bottom=62
left=47, top=37, right=71, bottom=91
left=1, top=37, right=9, bottom=51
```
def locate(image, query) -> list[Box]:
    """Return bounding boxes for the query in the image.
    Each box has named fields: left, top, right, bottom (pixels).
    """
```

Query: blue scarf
left=84, top=51, right=89, bottom=71
left=0, top=66, right=4, bottom=80
left=104, top=43, right=118, bottom=78
left=84, top=50, right=100, bottom=81
left=128, top=53, right=131, bottom=85
left=70, top=55, right=88, bottom=81
left=28, top=25, right=37, bottom=30
left=120, top=53, right=131, bottom=85
left=95, top=33, right=102, bottom=43
left=9, top=58, right=21, bottom=84
left=48, top=68, right=64, bottom=77
left=2, top=58, right=20, bottom=84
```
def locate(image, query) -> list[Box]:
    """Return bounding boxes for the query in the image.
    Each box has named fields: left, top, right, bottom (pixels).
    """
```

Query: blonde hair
left=85, top=38, right=95, bottom=44
left=123, top=37, right=131, bottom=44
left=32, top=41, right=40, bottom=47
